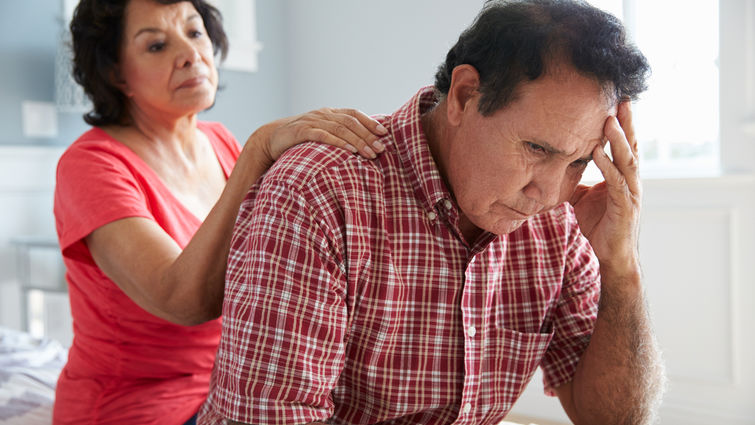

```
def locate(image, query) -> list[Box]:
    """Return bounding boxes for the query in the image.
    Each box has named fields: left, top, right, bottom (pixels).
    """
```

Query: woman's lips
left=177, top=76, right=207, bottom=89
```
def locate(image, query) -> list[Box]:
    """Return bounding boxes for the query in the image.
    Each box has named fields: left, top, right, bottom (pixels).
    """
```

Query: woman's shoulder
left=197, top=121, right=237, bottom=145
left=56, top=127, right=148, bottom=187
left=197, top=120, right=241, bottom=161
left=197, top=121, right=241, bottom=171
left=60, top=127, right=130, bottom=163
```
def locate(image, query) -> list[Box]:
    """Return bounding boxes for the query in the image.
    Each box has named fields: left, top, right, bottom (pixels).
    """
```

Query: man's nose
left=523, top=168, right=565, bottom=208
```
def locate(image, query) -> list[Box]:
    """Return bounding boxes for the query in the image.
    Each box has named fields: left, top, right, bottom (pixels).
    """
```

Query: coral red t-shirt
left=52, top=122, right=240, bottom=425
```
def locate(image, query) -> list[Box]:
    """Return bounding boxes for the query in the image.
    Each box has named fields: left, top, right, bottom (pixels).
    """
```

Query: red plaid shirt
left=199, top=87, right=600, bottom=425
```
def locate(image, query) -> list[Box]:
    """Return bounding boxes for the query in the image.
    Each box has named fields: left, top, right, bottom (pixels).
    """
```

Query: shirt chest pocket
left=492, top=269, right=562, bottom=334
left=477, top=327, right=554, bottom=419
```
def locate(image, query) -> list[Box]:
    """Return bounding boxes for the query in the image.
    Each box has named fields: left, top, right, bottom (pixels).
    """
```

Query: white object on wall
left=21, top=101, right=58, bottom=139
left=213, top=0, right=263, bottom=72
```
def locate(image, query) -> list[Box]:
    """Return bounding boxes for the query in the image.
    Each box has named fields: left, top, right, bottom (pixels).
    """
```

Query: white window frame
left=585, top=0, right=754, bottom=179
left=212, top=0, right=264, bottom=73
left=719, top=0, right=755, bottom=175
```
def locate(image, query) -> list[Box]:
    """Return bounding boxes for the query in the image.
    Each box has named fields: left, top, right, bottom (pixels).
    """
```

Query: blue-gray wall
left=0, top=0, right=289, bottom=146
left=201, top=0, right=289, bottom=142
left=0, top=1, right=71, bottom=146
left=284, top=0, right=481, bottom=116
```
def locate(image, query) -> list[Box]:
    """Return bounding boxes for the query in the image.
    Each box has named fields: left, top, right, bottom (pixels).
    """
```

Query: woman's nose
left=175, top=38, right=201, bottom=68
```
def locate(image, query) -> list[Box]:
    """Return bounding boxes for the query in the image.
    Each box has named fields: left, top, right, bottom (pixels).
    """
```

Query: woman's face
left=116, top=0, right=218, bottom=121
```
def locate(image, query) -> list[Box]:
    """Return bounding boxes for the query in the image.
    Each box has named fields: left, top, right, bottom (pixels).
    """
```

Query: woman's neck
left=128, top=105, right=198, bottom=149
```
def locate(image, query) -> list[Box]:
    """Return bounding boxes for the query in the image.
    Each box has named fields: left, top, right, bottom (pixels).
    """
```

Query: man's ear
left=446, top=64, right=481, bottom=127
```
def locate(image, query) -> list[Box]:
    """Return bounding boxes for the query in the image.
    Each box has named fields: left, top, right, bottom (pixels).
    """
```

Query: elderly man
left=200, top=1, right=665, bottom=424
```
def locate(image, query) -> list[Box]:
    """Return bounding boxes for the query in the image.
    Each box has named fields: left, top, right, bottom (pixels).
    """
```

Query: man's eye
left=526, top=142, right=546, bottom=153
left=570, top=159, right=590, bottom=169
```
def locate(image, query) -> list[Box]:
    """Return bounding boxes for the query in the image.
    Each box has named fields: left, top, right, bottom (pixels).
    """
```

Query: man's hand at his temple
left=570, top=101, right=642, bottom=276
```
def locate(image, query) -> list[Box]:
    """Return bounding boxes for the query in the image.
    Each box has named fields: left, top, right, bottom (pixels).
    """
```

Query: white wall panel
left=0, top=146, right=66, bottom=339
left=641, top=207, right=734, bottom=384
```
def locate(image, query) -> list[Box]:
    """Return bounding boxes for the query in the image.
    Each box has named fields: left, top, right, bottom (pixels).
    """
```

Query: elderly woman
left=52, top=0, right=385, bottom=424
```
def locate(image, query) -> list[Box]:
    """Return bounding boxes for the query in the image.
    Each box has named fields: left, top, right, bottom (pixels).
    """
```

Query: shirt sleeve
left=208, top=178, right=348, bottom=424
left=539, top=208, right=601, bottom=395
left=54, top=142, right=152, bottom=263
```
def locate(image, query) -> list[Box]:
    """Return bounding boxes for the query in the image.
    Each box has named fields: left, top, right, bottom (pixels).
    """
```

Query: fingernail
left=365, top=146, right=376, bottom=158
left=346, top=145, right=358, bottom=153
left=372, top=140, right=385, bottom=152
left=376, top=124, right=388, bottom=134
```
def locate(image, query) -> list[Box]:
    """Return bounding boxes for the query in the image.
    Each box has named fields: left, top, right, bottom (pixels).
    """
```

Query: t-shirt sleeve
left=54, top=143, right=153, bottom=262
left=539, top=210, right=601, bottom=395
left=205, top=179, right=348, bottom=424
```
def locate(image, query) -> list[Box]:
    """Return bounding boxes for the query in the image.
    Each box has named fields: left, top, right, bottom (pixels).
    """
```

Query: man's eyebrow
left=531, top=139, right=563, bottom=155
left=531, top=139, right=596, bottom=162
left=133, top=14, right=201, bottom=39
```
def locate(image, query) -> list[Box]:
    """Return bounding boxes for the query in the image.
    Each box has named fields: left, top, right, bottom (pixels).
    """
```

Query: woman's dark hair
left=434, top=0, right=650, bottom=115
left=69, top=0, right=228, bottom=126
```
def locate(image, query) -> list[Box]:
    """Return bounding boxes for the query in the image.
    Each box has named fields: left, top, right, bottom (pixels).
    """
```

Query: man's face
left=446, top=69, right=616, bottom=235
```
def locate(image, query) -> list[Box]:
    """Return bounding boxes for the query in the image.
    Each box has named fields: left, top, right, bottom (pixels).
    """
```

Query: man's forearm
left=568, top=267, right=666, bottom=424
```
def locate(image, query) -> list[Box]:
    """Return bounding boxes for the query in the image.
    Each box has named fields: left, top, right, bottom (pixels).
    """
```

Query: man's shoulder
left=262, top=141, right=392, bottom=193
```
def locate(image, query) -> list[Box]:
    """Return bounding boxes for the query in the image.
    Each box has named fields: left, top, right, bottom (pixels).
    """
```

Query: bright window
left=585, top=0, right=720, bottom=179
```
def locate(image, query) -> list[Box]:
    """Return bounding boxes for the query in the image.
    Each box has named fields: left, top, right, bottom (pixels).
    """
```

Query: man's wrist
left=598, top=251, right=641, bottom=281
left=598, top=258, right=643, bottom=295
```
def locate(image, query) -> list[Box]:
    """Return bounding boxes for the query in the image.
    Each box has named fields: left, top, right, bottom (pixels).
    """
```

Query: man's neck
left=421, top=102, right=484, bottom=245
left=420, top=102, right=449, bottom=190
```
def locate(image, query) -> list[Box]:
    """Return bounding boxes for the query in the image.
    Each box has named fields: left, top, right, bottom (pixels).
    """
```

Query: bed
left=0, top=327, right=67, bottom=425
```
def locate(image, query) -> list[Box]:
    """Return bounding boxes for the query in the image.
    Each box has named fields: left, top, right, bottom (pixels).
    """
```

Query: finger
left=604, top=116, right=640, bottom=195
left=330, top=108, right=388, bottom=153
left=302, top=127, right=377, bottom=159
left=337, top=108, right=388, bottom=137
left=322, top=116, right=380, bottom=158
left=292, top=113, right=376, bottom=159
left=616, top=101, right=637, bottom=155
left=592, top=142, right=643, bottom=209
left=592, top=144, right=624, bottom=191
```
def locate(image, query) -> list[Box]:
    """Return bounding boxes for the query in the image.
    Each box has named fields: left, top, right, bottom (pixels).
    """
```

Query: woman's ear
left=110, top=66, right=131, bottom=97
left=446, top=64, right=481, bottom=127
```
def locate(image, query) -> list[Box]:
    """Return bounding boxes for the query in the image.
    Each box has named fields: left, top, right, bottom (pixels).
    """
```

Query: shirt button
left=467, top=326, right=477, bottom=337
left=463, top=402, right=472, bottom=414
left=427, top=211, right=437, bottom=221
left=443, top=199, right=453, bottom=210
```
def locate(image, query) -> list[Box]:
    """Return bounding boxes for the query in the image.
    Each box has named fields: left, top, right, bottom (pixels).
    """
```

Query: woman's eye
left=148, top=42, right=165, bottom=52
left=189, top=30, right=203, bottom=38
